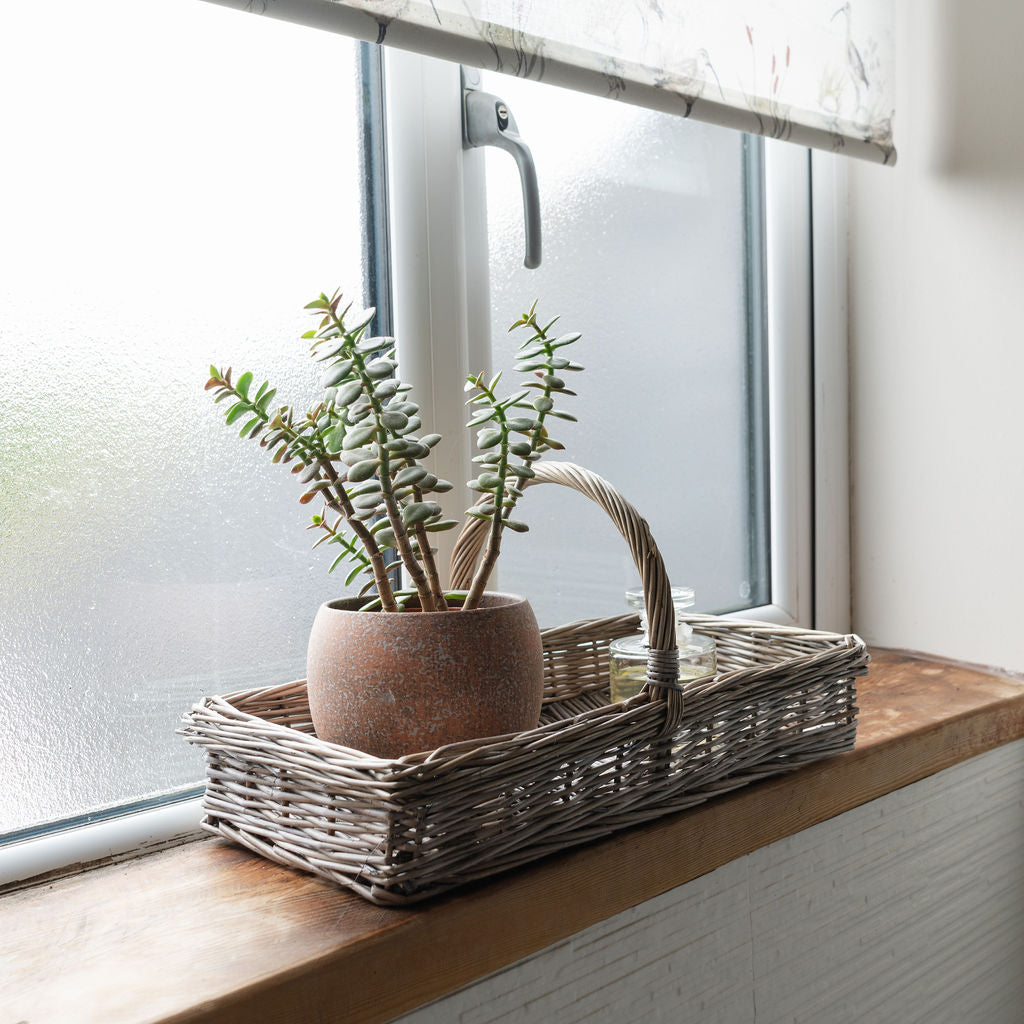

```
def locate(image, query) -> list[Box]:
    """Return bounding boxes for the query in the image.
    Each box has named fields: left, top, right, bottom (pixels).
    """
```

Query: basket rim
left=181, top=615, right=868, bottom=773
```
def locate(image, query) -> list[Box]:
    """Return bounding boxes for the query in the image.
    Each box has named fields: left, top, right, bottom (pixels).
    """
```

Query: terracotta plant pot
left=306, top=592, right=544, bottom=758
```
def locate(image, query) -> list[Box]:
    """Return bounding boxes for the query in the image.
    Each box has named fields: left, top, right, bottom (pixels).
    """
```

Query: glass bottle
left=608, top=586, right=717, bottom=703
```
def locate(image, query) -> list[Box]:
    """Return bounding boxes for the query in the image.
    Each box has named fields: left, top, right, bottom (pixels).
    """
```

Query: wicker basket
left=181, top=463, right=867, bottom=905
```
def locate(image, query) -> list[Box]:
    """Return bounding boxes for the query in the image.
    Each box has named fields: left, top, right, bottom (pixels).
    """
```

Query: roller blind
left=207, top=0, right=895, bottom=164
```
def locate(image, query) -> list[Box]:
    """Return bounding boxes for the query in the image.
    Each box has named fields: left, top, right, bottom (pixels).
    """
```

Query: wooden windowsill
left=4, top=649, right=1024, bottom=1024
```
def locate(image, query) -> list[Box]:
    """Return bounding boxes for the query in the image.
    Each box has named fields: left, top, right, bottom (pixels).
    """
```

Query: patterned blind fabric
left=210, top=0, right=895, bottom=164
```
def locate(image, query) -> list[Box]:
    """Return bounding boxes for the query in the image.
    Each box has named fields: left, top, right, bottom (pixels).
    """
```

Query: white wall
left=849, top=0, right=1024, bottom=671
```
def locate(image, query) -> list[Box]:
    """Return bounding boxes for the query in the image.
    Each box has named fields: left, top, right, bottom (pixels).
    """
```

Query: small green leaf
left=323, top=364, right=356, bottom=389
left=356, top=334, right=394, bottom=354
left=365, top=358, right=395, bottom=380
left=381, top=410, right=409, bottom=431
left=346, top=478, right=382, bottom=498
left=324, top=426, right=346, bottom=453
left=476, top=427, right=502, bottom=449
left=420, top=433, right=442, bottom=448
left=347, top=458, right=380, bottom=482
left=507, top=417, right=539, bottom=433
left=236, top=372, right=253, bottom=399
left=552, top=332, right=582, bottom=347
left=333, top=379, right=362, bottom=406
left=351, top=492, right=385, bottom=511
left=424, top=519, right=459, bottom=532
left=347, top=307, right=376, bottom=333
left=401, top=501, right=440, bottom=527
left=394, top=465, right=428, bottom=487
left=467, top=409, right=496, bottom=428
left=533, top=396, right=554, bottom=413
left=256, top=388, right=277, bottom=413
left=503, top=520, right=529, bottom=533
left=343, top=422, right=377, bottom=449
left=225, top=402, right=251, bottom=426
left=477, top=472, right=502, bottom=489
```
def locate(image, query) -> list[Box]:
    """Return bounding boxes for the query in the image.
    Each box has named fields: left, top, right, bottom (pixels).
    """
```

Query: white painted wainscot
left=394, top=739, right=1024, bottom=1024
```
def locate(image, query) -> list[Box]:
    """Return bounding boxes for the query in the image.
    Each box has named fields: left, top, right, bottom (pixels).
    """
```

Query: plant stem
left=463, top=402, right=510, bottom=612
left=318, top=459, right=399, bottom=612
left=410, top=496, right=448, bottom=611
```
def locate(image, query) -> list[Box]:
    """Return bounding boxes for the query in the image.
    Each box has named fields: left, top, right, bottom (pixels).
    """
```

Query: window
left=1, top=1, right=382, bottom=843
left=1, top=14, right=841, bottom=877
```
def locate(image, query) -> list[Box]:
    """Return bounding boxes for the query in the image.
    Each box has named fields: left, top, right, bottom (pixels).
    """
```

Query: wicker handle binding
left=449, top=462, right=682, bottom=704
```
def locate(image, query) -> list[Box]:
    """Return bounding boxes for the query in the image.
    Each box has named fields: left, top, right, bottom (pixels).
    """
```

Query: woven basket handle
left=449, top=462, right=681, bottom=701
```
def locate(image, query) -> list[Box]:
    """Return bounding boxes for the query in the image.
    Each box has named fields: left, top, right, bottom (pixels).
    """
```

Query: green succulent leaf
left=476, top=427, right=502, bottom=449
left=365, top=358, right=395, bottom=380
left=347, top=458, right=380, bottom=483
left=225, top=402, right=252, bottom=426
left=401, top=501, right=440, bottom=527
left=424, top=519, right=459, bottom=532
left=467, top=409, right=496, bottom=428
left=393, top=465, right=428, bottom=488
left=343, top=422, right=377, bottom=449
left=381, top=410, right=409, bottom=432
left=333, top=379, right=362, bottom=406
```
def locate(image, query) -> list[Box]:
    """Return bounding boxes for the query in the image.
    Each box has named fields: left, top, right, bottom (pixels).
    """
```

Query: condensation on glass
left=478, top=72, right=771, bottom=626
left=0, top=1, right=372, bottom=835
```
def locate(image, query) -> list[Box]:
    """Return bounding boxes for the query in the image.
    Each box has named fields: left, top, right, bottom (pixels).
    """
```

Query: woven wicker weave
left=181, top=463, right=867, bottom=905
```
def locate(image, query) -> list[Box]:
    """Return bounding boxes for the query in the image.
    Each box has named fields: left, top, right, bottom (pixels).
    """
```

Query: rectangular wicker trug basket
left=181, top=463, right=868, bottom=906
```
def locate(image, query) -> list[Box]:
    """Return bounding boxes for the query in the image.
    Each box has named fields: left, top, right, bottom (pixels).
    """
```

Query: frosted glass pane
left=1, top=2, right=371, bottom=834
left=480, top=73, right=768, bottom=626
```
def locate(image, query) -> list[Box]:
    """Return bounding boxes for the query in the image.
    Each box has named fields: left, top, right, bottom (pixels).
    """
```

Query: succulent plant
left=205, top=289, right=581, bottom=611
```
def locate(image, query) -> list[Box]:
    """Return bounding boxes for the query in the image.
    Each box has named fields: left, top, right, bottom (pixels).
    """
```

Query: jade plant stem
left=462, top=393, right=511, bottom=612
left=317, top=458, right=400, bottom=612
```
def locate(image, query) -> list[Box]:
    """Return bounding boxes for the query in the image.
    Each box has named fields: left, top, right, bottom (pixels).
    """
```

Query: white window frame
left=0, top=50, right=849, bottom=889
left=385, top=51, right=849, bottom=632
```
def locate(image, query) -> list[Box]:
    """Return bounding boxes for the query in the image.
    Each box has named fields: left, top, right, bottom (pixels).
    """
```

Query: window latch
left=462, top=71, right=542, bottom=269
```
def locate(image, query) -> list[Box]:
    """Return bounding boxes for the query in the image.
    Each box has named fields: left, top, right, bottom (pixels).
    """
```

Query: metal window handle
left=463, top=85, right=542, bottom=270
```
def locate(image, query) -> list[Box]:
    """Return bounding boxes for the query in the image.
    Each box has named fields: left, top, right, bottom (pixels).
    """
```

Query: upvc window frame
left=0, top=49, right=849, bottom=890
left=385, top=50, right=848, bottom=632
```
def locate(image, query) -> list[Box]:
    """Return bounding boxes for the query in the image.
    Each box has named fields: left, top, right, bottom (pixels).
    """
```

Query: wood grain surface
left=2, top=649, right=1023, bottom=1024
